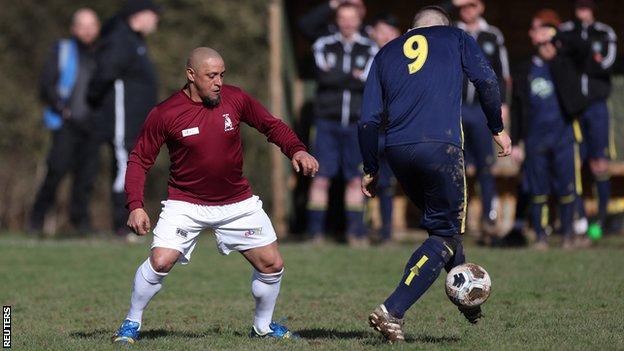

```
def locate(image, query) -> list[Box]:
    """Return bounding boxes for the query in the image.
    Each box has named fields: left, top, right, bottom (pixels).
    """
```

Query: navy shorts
left=462, top=104, right=495, bottom=169
left=525, top=138, right=579, bottom=200
left=313, top=118, right=362, bottom=179
left=386, top=142, right=466, bottom=237
left=579, top=100, right=611, bottom=160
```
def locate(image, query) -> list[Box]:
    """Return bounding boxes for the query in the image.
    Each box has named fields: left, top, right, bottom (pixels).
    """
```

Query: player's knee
left=309, top=177, right=330, bottom=205
left=150, top=255, right=176, bottom=273
left=253, top=267, right=284, bottom=286
left=345, top=178, right=364, bottom=205
left=589, top=159, right=609, bottom=176
left=262, top=256, right=284, bottom=274
left=429, top=234, right=462, bottom=257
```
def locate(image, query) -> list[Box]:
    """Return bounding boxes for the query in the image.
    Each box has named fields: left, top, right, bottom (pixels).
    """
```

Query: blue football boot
left=112, top=319, right=141, bottom=344
left=250, top=321, right=299, bottom=339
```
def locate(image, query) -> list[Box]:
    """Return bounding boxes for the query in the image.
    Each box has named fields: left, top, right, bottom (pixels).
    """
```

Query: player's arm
left=125, top=107, right=167, bottom=235
left=357, top=59, right=383, bottom=197
left=298, top=1, right=336, bottom=41
left=313, top=40, right=366, bottom=91
left=241, top=92, right=319, bottom=177
left=510, top=65, right=529, bottom=164
left=493, top=28, right=511, bottom=122
left=87, top=35, right=132, bottom=107
left=461, top=32, right=511, bottom=156
left=588, top=24, right=617, bottom=77
left=39, top=42, right=63, bottom=113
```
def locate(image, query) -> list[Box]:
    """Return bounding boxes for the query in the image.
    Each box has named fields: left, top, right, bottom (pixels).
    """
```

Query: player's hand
left=292, top=150, right=319, bottom=177
left=352, top=69, right=365, bottom=80
left=493, top=130, right=512, bottom=157
left=361, top=173, right=379, bottom=198
left=127, top=208, right=151, bottom=236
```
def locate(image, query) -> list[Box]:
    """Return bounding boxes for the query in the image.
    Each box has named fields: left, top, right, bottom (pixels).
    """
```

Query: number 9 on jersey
left=403, top=35, right=428, bottom=74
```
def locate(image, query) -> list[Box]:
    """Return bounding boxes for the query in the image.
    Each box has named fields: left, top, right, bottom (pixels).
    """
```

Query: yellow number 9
left=403, top=35, right=428, bottom=74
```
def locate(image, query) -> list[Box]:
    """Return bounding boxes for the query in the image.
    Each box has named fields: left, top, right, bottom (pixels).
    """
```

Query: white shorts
left=151, top=195, right=277, bottom=264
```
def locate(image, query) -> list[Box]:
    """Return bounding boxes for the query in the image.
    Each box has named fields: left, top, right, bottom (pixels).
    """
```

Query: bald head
left=412, top=6, right=451, bottom=28
left=186, top=47, right=223, bottom=71
left=185, top=47, right=225, bottom=107
left=71, top=8, right=100, bottom=45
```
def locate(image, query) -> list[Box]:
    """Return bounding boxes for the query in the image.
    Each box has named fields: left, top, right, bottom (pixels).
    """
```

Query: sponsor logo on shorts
left=244, top=228, right=262, bottom=237
left=176, top=228, right=188, bottom=238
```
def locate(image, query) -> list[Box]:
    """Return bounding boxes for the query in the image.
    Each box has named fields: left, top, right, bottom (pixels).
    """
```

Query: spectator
left=456, top=0, right=510, bottom=242
left=307, top=3, right=377, bottom=246
left=88, top=0, right=161, bottom=238
left=559, top=0, right=617, bottom=239
left=298, top=0, right=368, bottom=42
left=30, top=8, right=100, bottom=235
left=369, top=13, right=401, bottom=245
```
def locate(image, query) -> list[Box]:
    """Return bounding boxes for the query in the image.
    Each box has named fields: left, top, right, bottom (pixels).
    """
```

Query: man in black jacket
left=307, top=3, right=377, bottom=246
left=559, top=0, right=617, bottom=238
left=88, top=0, right=161, bottom=237
left=30, top=8, right=100, bottom=234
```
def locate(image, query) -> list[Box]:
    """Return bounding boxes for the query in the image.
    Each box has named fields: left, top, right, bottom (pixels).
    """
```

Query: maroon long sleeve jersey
left=125, top=85, right=307, bottom=211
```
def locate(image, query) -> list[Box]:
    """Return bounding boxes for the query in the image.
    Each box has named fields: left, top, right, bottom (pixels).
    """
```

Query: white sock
left=251, top=268, right=283, bottom=334
left=125, top=259, right=168, bottom=324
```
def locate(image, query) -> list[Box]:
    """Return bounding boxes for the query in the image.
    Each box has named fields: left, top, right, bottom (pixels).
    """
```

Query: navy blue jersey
left=358, top=25, right=503, bottom=175
left=526, top=57, right=574, bottom=145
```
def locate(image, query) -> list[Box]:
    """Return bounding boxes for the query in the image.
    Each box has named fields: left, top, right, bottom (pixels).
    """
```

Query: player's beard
left=202, top=95, right=221, bottom=108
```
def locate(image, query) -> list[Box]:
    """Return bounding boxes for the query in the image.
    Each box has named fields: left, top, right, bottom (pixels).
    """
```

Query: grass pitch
left=1, top=233, right=623, bottom=350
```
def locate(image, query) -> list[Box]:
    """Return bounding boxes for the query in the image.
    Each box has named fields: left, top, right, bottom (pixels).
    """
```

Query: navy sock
left=478, top=169, right=496, bottom=222
left=531, top=200, right=548, bottom=240
left=559, top=197, right=575, bottom=238
left=384, top=237, right=453, bottom=319
left=346, top=209, right=364, bottom=238
left=595, top=177, right=610, bottom=225
left=575, top=195, right=586, bottom=219
left=378, top=187, right=393, bottom=241
left=307, top=209, right=326, bottom=237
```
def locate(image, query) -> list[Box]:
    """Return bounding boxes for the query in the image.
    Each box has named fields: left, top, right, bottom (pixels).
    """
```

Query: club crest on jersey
left=223, top=113, right=234, bottom=131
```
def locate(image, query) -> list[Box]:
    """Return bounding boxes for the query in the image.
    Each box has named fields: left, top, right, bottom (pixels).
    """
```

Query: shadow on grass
left=296, top=328, right=371, bottom=340
left=71, top=328, right=206, bottom=340
left=297, top=328, right=460, bottom=345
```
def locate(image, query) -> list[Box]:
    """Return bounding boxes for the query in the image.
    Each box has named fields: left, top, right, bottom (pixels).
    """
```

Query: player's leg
left=29, top=126, right=74, bottom=233
left=553, top=139, right=580, bottom=248
left=240, top=242, right=289, bottom=337
left=213, top=197, right=295, bottom=338
left=525, top=146, right=551, bottom=249
left=110, top=139, right=129, bottom=236
left=368, top=143, right=464, bottom=342
left=585, top=101, right=611, bottom=237
left=113, top=200, right=203, bottom=344
left=69, top=127, right=100, bottom=233
left=342, top=123, right=366, bottom=245
left=472, top=119, right=498, bottom=237
left=382, top=144, right=463, bottom=318
left=307, top=119, right=339, bottom=241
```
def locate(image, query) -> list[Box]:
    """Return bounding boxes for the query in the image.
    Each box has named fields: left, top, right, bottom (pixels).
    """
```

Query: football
left=445, top=263, right=492, bottom=307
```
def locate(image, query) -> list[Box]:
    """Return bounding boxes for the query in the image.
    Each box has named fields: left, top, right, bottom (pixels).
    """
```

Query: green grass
left=1, top=233, right=624, bottom=350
